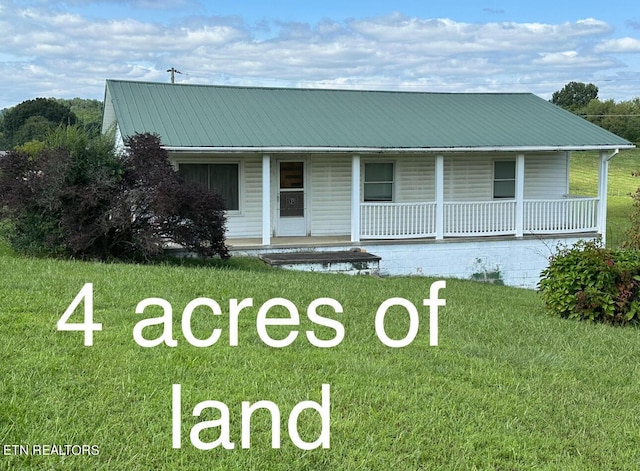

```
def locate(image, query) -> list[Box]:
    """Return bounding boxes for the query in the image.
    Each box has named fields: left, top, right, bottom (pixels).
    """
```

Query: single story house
left=102, top=79, right=634, bottom=288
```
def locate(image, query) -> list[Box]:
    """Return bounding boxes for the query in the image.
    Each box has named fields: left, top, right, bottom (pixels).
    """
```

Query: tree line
left=551, top=81, right=640, bottom=144
left=0, top=97, right=103, bottom=150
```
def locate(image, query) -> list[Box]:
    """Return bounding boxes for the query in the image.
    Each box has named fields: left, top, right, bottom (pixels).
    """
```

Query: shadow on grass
left=0, top=236, right=272, bottom=273
left=150, top=253, right=273, bottom=272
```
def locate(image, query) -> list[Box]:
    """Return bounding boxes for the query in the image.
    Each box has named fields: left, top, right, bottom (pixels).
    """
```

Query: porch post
left=351, top=154, right=361, bottom=242
left=598, top=150, right=610, bottom=244
left=515, top=153, right=525, bottom=237
left=262, top=154, right=271, bottom=246
left=435, top=155, right=444, bottom=240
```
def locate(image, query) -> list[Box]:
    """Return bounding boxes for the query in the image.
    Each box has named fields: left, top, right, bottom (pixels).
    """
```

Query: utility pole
left=166, top=68, right=182, bottom=84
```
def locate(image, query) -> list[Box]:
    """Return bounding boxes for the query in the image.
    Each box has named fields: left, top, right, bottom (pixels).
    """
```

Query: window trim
left=493, top=159, right=516, bottom=200
left=363, top=161, right=395, bottom=202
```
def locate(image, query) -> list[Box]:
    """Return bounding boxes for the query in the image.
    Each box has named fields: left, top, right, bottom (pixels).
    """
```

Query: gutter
left=164, top=144, right=635, bottom=154
left=604, top=148, right=620, bottom=161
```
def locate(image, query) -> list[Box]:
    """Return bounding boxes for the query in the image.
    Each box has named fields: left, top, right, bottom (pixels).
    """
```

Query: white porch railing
left=360, top=202, right=436, bottom=239
left=360, top=197, right=599, bottom=239
left=524, top=197, right=599, bottom=233
left=444, top=200, right=516, bottom=236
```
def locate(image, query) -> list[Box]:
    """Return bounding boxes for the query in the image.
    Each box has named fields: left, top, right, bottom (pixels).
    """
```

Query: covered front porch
left=253, top=151, right=614, bottom=246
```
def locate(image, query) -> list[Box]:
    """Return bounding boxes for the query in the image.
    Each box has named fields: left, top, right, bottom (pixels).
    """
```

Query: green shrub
left=624, top=176, right=640, bottom=249
left=538, top=239, right=640, bottom=325
left=0, top=129, right=230, bottom=261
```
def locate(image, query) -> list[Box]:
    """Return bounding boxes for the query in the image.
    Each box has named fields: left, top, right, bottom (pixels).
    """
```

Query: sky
left=0, top=0, right=639, bottom=110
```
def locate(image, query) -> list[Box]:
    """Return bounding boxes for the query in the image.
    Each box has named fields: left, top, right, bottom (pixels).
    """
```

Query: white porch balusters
left=360, top=202, right=436, bottom=238
left=524, top=198, right=598, bottom=233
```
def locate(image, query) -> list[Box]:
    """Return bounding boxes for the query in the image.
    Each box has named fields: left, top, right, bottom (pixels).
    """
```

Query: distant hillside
left=56, top=98, right=103, bottom=135
left=0, top=98, right=103, bottom=149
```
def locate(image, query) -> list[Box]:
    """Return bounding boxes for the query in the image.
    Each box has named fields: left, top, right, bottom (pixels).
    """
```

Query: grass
left=569, top=148, right=640, bottom=247
left=1, top=150, right=640, bottom=470
left=2, top=251, right=640, bottom=470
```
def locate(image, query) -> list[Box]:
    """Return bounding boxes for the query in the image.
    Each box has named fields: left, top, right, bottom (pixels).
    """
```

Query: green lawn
left=2, top=252, right=640, bottom=470
left=570, top=148, right=640, bottom=247
left=1, top=150, right=640, bottom=470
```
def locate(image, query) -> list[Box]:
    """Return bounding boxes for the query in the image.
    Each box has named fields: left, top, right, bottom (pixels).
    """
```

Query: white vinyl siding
left=310, top=156, right=351, bottom=236
left=444, top=155, right=493, bottom=201
left=524, top=153, right=568, bottom=199
left=396, top=155, right=436, bottom=202
left=441, top=153, right=568, bottom=202
left=234, top=156, right=266, bottom=237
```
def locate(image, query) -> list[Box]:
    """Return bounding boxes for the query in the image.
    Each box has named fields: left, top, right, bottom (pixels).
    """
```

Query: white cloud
left=348, top=15, right=612, bottom=52
left=0, top=3, right=638, bottom=109
left=595, top=37, right=640, bottom=53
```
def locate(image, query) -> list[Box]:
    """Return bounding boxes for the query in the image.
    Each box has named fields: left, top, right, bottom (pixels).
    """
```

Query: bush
left=0, top=129, right=230, bottom=261
left=538, top=240, right=640, bottom=325
left=625, top=176, right=640, bottom=249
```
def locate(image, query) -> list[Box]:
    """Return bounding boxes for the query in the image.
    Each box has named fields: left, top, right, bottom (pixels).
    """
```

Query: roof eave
left=164, top=144, right=635, bottom=154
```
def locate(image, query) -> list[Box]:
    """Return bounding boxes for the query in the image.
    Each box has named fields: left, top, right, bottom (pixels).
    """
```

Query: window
left=364, top=162, right=394, bottom=202
left=179, top=163, right=239, bottom=210
left=493, top=160, right=515, bottom=199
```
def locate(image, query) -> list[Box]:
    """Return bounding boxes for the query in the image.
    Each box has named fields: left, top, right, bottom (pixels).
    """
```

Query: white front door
left=277, top=161, right=306, bottom=236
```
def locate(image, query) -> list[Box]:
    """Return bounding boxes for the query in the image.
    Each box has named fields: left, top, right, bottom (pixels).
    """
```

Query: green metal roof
left=103, top=79, right=633, bottom=152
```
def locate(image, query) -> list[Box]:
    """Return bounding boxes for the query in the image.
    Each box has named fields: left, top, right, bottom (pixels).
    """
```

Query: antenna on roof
left=166, top=67, right=182, bottom=84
